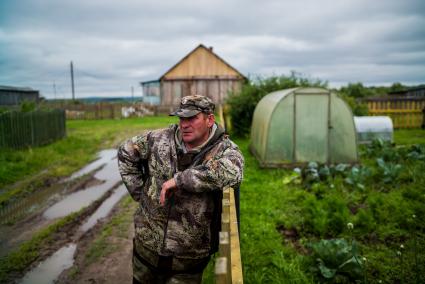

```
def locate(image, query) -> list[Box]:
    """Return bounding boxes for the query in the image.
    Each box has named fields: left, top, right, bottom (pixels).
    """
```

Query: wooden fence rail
left=215, top=188, right=243, bottom=284
left=0, top=110, right=66, bottom=149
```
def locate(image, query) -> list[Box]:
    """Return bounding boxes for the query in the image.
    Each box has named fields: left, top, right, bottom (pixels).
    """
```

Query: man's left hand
left=160, top=178, right=177, bottom=205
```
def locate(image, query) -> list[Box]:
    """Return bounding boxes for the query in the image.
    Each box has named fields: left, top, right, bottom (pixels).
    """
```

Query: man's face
left=179, top=112, right=215, bottom=148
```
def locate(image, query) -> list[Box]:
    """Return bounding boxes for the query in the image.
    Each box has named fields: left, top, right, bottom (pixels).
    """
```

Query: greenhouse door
left=294, top=94, right=329, bottom=163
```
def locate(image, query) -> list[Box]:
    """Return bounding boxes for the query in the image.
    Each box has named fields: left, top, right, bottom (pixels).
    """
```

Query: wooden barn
left=141, top=44, right=246, bottom=108
left=0, top=85, right=40, bottom=106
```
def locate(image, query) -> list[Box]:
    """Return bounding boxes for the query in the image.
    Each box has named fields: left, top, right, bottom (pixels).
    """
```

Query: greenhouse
left=250, top=87, right=358, bottom=167
left=354, top=116, right=393, bottom=144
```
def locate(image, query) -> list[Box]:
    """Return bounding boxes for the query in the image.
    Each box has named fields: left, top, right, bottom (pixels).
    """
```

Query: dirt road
left=1, top=150, right=137, bottom=283
left=58, top=196, right=136, bottom=284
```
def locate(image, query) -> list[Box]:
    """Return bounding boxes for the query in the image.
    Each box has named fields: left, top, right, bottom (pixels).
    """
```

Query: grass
left=394, top=129, right=425, bottom=145
left=0, top=116, right=177, bottom=207
left=235, top=138, right=315, bottom=283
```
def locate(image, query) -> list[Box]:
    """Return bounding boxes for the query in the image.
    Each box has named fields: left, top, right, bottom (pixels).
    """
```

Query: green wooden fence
left=0, top=110, right=66, bottom=149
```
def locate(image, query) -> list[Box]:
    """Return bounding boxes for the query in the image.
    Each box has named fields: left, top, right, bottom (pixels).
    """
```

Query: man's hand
left=160, top=178, right=177, bottom=205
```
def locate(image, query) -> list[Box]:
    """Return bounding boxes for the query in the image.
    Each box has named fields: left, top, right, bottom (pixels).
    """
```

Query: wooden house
left=141, top=44, right=246, bottom=108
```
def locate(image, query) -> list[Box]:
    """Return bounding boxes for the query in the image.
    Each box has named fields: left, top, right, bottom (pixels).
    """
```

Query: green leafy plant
left=282, top=169, right=302, bottom=185
left=318, top=165, right=331, bottom=181
left=344, top=166, right=371, bottom=190
left=308, top=238, right=364, bottom=281
left=331, top=163, right=350, bottom=176
left=376, top=158, right=402, bottom=183
left=406, top=145, right=425, bottom=161
left=302, top=162, right=321, bottom=188
left=364, top=138, right=400, bottom=163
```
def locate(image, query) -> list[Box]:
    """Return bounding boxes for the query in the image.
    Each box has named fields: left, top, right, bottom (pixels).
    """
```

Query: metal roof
left=0, top=85, right=38, bottom=92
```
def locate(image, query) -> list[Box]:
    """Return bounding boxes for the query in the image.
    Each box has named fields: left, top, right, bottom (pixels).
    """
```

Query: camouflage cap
left=170, top=95, right=215, bottom=118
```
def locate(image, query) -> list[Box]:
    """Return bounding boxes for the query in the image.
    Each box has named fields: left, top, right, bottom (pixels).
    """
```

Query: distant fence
left=215, top=188, right=243, bottom=284
left=0, top=110, right=66, bottom=149
left=45, top=102, right=157, bottom=120
left=366, top=97, right=425, bottom=129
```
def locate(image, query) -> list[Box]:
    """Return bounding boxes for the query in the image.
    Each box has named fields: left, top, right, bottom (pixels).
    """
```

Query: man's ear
left=208, top=114, right=215, bottom=127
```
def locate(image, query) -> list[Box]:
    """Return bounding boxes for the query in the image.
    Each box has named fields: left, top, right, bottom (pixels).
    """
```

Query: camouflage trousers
left=133, top=241, right=210, bottom=284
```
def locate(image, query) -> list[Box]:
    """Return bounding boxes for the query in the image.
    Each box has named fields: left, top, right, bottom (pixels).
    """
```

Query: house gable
left=160, top=44, right=245, bottom=80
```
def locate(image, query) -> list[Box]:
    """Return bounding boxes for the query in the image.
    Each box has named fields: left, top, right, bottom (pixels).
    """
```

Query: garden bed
left=237, top=129, right=425, bottom=283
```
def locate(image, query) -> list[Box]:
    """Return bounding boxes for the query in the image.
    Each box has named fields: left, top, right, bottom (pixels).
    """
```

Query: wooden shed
left=0, top=85, right=40, bottom=106
left=141, top=44, right=246, bottom=108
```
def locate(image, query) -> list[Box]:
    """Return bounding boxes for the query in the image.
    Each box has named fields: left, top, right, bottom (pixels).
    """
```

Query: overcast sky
left=1, top=0, right=424, bottom=99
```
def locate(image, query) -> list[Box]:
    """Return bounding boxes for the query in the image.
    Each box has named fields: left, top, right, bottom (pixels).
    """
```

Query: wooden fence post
left=215, top=257, right=228, bottom=284
left=215, top=187, right=243, bottom=284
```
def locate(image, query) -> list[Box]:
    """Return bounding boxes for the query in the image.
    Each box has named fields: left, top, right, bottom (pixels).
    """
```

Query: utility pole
left=70, top=61, right=75, bottom=101
left=53, top=81, right=57, bottom=100
left=131, top=86, right=134, bottom=103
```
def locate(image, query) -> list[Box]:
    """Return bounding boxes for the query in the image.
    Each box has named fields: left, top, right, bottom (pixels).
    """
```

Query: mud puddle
left=79, top=184, right=127, bottom=233
left=19, top=244, right=77, bottom=284
left=43, top=154, right=121, bottom=219
left=65, top=149, right=117, bottom=181
left=19, top=185, right=128, bottom=284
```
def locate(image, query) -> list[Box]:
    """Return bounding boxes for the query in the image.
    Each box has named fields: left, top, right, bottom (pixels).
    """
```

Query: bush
left=339, top=94, right=369, bottom=116
left=226, top=72, right=328, bottom=137
left=20, top=101, right=37, bottom=112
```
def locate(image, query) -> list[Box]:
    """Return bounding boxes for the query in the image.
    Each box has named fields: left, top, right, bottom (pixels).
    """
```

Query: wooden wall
left=161, top=79, right=242, bottom=106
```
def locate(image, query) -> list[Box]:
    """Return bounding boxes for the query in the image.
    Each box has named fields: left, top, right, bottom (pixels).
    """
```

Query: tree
left=339, top=82, right=374, bottom=98
left=389, top=82, right=406, bottom=93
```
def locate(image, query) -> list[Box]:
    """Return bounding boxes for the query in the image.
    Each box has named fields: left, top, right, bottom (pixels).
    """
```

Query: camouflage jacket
left=117, top=124, right=244, bottom=259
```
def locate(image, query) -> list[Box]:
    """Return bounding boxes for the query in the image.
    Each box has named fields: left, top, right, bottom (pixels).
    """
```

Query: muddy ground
left=1, top=168, right=137, bottom=283
left=0, top=174, right=106, bottom=257
left=58, top=196, right=136, bottom=284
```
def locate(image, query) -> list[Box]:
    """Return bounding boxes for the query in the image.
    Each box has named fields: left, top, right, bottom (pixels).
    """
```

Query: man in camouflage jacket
left=118, top=95, right=244, bottom=283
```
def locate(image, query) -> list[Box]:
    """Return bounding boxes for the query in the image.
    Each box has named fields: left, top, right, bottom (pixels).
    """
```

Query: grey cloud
left=0, top=0, right=424, bottom=98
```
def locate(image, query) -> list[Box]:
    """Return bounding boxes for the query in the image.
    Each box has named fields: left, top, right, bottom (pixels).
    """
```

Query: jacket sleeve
left=174, top=146, right=244, bottom=193
left=117, top=133, right=150, bottom=202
